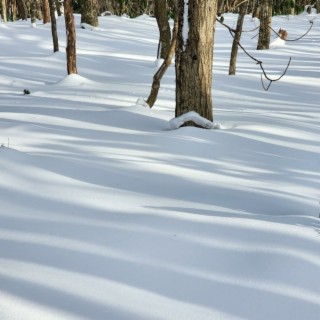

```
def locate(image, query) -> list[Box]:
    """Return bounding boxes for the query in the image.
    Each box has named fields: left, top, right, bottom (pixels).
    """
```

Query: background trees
left=154, top=0, right=171, bottom=59
left=1, top=0, right=7, bottom=22
left=79, top=0, right=99, bottom=27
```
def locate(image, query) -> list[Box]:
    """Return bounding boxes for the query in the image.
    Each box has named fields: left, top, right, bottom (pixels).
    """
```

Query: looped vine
left=217, top=18, right=291, bottom=91
left=269, top=18, right=315, bottom=42
left=260, top=57, right=291, bottom=90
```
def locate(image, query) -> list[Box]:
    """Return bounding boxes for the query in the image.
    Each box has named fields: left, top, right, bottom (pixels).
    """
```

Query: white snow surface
left=0, top=12, right=320, bottom=320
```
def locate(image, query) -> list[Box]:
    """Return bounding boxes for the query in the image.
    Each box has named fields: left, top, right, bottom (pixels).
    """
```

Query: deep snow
left=0, top=10, right=320, bottom=320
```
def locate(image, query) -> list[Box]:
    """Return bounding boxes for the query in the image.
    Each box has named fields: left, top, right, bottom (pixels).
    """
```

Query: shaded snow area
left=0, top=12, right=320, bottom=320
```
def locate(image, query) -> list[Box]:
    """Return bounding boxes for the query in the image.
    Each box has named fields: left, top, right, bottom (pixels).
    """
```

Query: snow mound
left=154, top=58, right=164, bottom=68
left=54, top=74, right=95, bottom=86
left=136, top=97, right=150, bottom=108
left=170, top=111, right=221, bottom=130
left=270, top=37, right=286, bottom=48
left=0, top=146, right=31, bottom=163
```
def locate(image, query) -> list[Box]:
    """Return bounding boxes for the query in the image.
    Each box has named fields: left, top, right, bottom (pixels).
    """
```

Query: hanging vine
left=216, top=16, right=314, bottom=91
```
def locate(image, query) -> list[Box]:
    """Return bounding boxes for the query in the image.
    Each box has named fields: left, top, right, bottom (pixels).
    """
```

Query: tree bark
left=1, top=0, right=7, bottom=22
left=64, top=0, right=77, bottom=74
left=43, top=0, right=51, bottom=24
left=154, top=0, right=171, bottom=59
left=16, top=0, right=27, bottom=20
left=79, top=0, right=99, bottom=27
left=290, top=0, right=295, bottom=15
left=49, top=0, right=59, bottom=52
left=146, top=12, right=178, bottom=108
left=55, top=0, right=62, bottom=16
left=229, top=0, right=248, bottom=75
left=257, top=0, right=272, bottom=50
left=31, top=0, right=37, bottom=24
left=10, top=0, right=17, bottom=21
left=175, top=0, right=217, bottom=125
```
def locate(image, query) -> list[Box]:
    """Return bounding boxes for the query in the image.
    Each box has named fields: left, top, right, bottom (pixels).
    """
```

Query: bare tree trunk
left=55, top=0, right=62, bottom=16
left=257, top=0, right=272, bottom=50
left=43, top=0, right=51, bottom=23
left=80, top=0, right=99, bottom=27
left=49, top=0, right=59, bottom=52
left=64, top=0, right=77, bottom=74
left=217, top=0, right=225, bottom=15
left=1, top=0, right=7, bottom=22
left=290, top=0, right=295, bottom=15
left=175, top=0, right=217, bottom=125
left=252, top=0, right=259, bottom=18
left=146, top=12, right=178, bottom=108
left=36, top=0, right=42, bottom=20
left=10, top=0, right=17, bottom=21
left=154, top=0, right=171, bottom=59
left=31, top=0, right=37, bottom=24
left=229, top=0, right=248, bottom=75
left=16, top=0, right=27, bottom=20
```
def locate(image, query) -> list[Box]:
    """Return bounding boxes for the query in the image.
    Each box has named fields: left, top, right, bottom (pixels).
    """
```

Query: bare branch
left=217, top=18, right=291, bottom=90
left=146, top=11, right=179, bottom=108
left=269, top=19, right=315, bottom=42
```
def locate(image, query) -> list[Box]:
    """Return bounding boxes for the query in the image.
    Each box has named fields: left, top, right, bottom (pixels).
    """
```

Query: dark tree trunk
left=154, top=0, right=171, bottom=59
left=55, top=0, right=62, bottom=16
left=16, top=0, right=27, bottom=20
left=175, top=0, right=217, bottom=125
left=252, top=0, right=259, bottom=18
left=43, top=0, right=51, bottom=24
left=229, top=0, right=248, bottom=75
left=49, top=0, right=59, bottom=52
left=79, top=0, right=99, bottom=27
left=64, top=0, right=77, bottom=74
left=257, top=0, right=272, bottom=50
left=31, top=0, right=37, bottom=24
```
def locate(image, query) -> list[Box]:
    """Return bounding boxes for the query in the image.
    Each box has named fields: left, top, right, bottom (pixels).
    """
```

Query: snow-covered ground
left=0, top=11, right=320, bottom=320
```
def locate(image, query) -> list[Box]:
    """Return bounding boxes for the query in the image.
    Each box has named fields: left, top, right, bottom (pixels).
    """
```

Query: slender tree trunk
left=146, top=12, right=178, bottom=107
left=175, top=0, right=217, bottom=125
left=1, top=0, right=7, bottom=22
left=36, top=0, right=42, bottom=20
left=31, top=0, right=37, bottom=24
left=252, top=0, right=259, bottom=18
left=290, top=0, right=295, bottom=15
left=49, top=0, right=59, bottom=52
left=154, top=0, right=171, bottom=59
left=16, top=0, right=27, bottom=20
left=79, top=0, right=99, bottom=27
left=43, top=0, right=51, bottom=23
left=10, top=0, right=17, bottom=21
left=229, top=0, right=248, bottom=75
left=55, top=0, right=62, bottom=16
left=217, top=0, right=225, bottom=15
left=257, top=0, right=272, bottom=50
left=64, top=0, right=77, bottom=74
